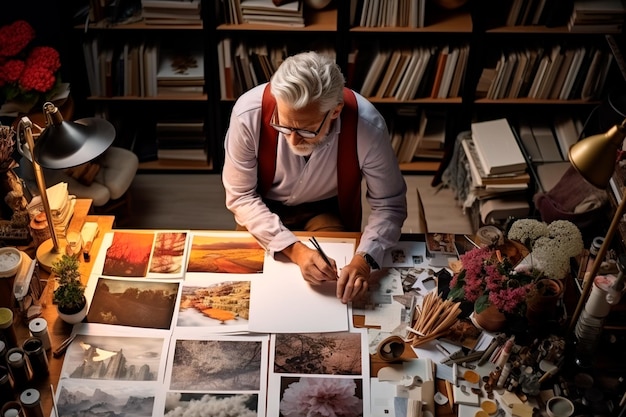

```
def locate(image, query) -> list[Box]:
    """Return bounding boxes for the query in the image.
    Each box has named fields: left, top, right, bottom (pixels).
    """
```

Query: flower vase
left=472, top=305, right=507, bottom=332
left=526, top=278, right=564, bottom=325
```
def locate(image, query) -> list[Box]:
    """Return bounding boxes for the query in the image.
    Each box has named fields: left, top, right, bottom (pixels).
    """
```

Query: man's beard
left=287, top=133, right=333, bottom=157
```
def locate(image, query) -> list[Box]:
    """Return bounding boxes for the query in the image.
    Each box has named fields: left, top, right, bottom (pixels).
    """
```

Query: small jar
left=18, top=389, right=43, bottom=417
left=0, top=308, right=18, bottom=350
left=5, top=348, right=30, bottom=389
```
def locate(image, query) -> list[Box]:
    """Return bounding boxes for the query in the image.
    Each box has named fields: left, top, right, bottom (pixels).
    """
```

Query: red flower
left=0, top=20, right=61, bottom=104
left=0, top=20, right=35, bottom=57
left=0, top=60, right=25, bottom=83
left=19, top=66, right=56, bottom=93
left=26, top=46, right=61, bottom=72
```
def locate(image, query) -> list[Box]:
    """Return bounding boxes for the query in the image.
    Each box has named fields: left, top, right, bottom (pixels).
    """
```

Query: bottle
left=21, top=338, right=48, bottom=379
left=5, top=348, right=30, bottom=390
left=0, top=308, right=18, bottom=349
left=19, top=389, right=43, bottom=417
left=27, top=319, right=50, bottom=351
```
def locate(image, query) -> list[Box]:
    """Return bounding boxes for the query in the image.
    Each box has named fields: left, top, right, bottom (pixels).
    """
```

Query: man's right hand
left=281, top=241, right=338, bottom=285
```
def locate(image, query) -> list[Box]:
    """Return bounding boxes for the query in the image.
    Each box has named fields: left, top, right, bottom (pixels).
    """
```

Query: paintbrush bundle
left=408, top=291, right=462, bottom=347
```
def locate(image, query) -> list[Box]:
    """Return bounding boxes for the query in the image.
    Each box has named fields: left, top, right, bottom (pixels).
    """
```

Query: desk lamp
left=567, top=117, right=626, bottom=333
left=17, top=102, right=115, bottom=271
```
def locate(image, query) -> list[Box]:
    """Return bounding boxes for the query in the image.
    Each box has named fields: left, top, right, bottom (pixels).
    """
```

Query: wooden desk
left=12, top=205, right=114, bottom=415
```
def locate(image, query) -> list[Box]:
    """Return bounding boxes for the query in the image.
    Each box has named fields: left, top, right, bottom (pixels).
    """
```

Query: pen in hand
left=309, top=237, right=336, bottom=276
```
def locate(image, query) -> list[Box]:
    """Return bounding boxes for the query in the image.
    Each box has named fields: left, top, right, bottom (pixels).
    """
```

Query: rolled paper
left=377, top=335, right=406, bottom=362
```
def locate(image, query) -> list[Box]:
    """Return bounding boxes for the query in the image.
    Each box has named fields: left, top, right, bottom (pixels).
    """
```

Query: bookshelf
left=63, top=0, right=624, bottom=175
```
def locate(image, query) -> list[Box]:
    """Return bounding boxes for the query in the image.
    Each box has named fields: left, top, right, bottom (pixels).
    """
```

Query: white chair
left=17, top=146, right=138, bottom=218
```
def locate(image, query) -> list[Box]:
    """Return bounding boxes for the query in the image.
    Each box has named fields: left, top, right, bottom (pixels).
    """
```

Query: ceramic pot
left=57, top=300, right=88, bottom=325
left=472, top=305, right=507, bottom=332
left=526, top=278, right=564, bottom=324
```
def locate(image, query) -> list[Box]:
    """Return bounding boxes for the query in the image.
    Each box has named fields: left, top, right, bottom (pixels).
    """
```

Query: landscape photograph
left=177, top=280, right=251, bottom=326
left=88, top=278, right=179, bottom=329
left=103, top=232, right=155, bottom=277
left=187, top=234, right=265, bottom=273
left=56, top=379, right=156, bottom=417
left=169, top=338, right=264, bottom=391
left=164, top=392, right=259, bottom=417
left=61, top=334, right=166, bottom=381
left=273, top=332, right=363, bottom=375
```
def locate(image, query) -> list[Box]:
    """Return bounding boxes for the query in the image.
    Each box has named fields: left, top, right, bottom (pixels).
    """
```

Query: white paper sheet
left=248, top=241, right=354, bottom=333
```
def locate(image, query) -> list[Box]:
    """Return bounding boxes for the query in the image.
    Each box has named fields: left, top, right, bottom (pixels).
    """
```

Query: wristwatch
left=356, top=251, right=380, bottom=270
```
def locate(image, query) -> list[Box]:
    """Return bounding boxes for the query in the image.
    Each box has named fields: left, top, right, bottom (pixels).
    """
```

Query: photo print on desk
left=174, top=273, right=252, bottom=333
left=91, top=231, right=191, bottom=280
left=161, top=334, right=269, bottom=416
left=86, top=277, right=180, bottom=330
left=266, top=328, right=370, bottom=417
left=55, top=378, right=158, bottom=417
left=186, top=231, right=265, bottom=274
left=59, top=323, right=170, bottom=382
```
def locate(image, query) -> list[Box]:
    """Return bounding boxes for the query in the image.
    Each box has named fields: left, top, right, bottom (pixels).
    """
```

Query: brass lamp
left=17, top=102, right=115, bottom=271
left=567, top=117, right=626, bottom=333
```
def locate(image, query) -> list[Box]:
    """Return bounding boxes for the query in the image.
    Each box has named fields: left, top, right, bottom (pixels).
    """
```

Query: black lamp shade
left=34, top=117, right=116, bottom=169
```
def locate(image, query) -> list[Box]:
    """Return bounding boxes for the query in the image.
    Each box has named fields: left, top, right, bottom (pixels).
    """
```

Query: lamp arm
left=568, top=186, right=626, bottom=333
left=20, top=117, right=60, bottom=253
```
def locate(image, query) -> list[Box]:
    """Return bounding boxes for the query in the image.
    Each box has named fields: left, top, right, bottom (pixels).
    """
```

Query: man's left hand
left=337, top=255, right=370, bottom=304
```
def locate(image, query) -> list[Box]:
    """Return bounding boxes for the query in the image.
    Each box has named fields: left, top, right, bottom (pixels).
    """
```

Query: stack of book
left=463, top=118, right=530, bottom=203
left=140, top=0, right=202, bottom=25
left=156, top=48, right=204, bottom=95
left=568, top=0, right=626, bottom=33
left=239, top=0, right=305, bottom=27
left=27, top=182, right=76, bottom=239
left=156, top=120, right=207, bottom=161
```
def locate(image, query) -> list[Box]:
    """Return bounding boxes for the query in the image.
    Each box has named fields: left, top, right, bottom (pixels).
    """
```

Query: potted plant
left=52, top=254, right=88, bottom=324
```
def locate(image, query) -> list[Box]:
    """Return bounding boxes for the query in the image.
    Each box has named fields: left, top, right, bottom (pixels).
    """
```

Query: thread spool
left=21, top=338, right=48, bottom=378
left=0, top=401, right=24, bottom=417
left=28, top=213, right=50, bottom=249
left=585, top=276, right=614, bottom=318
left=5, top=348, right=30, bottom=389
left=27, top=319, right=50, bottom=351
left=0, top=367, right=14, bottom=407
left=19, top=389, right=43, bottom=417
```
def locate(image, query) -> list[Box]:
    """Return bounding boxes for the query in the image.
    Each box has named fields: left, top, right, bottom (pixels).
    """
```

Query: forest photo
left=87, top=278, right=179, bottom=329
left=169, top=338, right=264, bottom=391
left=273, top=332, right=362, bottom=375
left=103, top=232, right=155, bottom=277
left=187, top=234, right=265, bottom=273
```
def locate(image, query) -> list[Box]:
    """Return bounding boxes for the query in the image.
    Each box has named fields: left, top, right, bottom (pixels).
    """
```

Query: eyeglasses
left=270, top=108, right=330, bottom=139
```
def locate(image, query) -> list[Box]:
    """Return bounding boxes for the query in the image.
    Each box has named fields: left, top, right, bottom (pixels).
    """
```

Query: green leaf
left=474, top=294, right=490, bottom=313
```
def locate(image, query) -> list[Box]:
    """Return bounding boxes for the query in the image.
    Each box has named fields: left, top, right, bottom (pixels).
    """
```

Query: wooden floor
left=120, top=173, right=474, bottom=235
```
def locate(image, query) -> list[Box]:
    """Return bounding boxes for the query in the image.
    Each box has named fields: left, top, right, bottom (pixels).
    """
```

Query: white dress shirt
left=223, top=83, right=407, bottom=266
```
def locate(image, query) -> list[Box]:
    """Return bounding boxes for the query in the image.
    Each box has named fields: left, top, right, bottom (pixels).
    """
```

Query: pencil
left=309, top=236, right=332, bottom=267
left=445, top=379, right=455, bottom=409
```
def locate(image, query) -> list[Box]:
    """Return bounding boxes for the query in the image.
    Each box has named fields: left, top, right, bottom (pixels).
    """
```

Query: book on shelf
left=558, top=45, right=585, bottom=100
left=437, top=46, right=460, bottom=99
left=429, top=45, right=449, bottom=98
left=553, top=114, right=581, bottom=160
left=537, top=44, right=563, bottom=99
left=527, top=50, right=550, bottom=98
left=548, top=46, right=576, bottom=99
left=359, top=49, right=391, bottom=97
left=157, top=48, right=204, bottom=93
left=461, top=137, right=530, bottom=187
left=384, top=48, right=412, bottom=98
left=374, top=49, right=402, bottom=98
left=448, top=43, right=469, bottom=98
left=157, top=148, right=207, bottom=161
left=508, top=48, right=529, bottom=99
left=496, top=49, right=518, bottom=99
left=530, top=120, right=563, bottom=162
left=471, top=118, right=527, bottom=175
left=517, top=118, right=542, bottom=163
left=141, top=0, right=201, bottom=10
